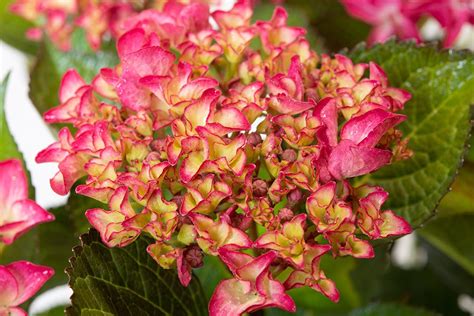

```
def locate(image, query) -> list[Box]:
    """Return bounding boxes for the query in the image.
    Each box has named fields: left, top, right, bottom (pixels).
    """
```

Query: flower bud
left=184, top=244, right=204, bottom=268
left=253, top=179, right=268, bottom=197
left=150, top=138, right=166, bottom=152
left=247, top=132, right=263, bottom=146
left=278, top=208, right=294, bottom=223
left=281, top=149, right=297, bottom=162
left=287, top=189, right=303, bottom=207
left=229, top=211, right=252, bottom=231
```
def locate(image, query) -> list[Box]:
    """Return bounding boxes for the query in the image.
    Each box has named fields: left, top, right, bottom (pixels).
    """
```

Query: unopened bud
left=248, top=133, right=263, bottom=146
left=287, top=189, right=303, bottom=206
left=281, top=149, right=297, bottom=162
left=184, top=245, right=203, bottom=268
left=230, top=212, right=252, bottom=231
left=278, top=208, right=294, bottom=223
left=150, top=138, right=166, bottom=152
left=253, top=179, right=268, bottom=197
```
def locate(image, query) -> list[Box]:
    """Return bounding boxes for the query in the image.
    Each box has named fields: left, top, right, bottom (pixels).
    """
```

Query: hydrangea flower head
left=37, top=1, right=413, bottom=314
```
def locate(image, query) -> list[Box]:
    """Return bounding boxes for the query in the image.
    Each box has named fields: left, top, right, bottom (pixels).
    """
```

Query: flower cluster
left=10, top=0, right=219, bottom=50
left=37, top=1, right=413, bottom=315
left=341, top=0, right=474, bottom=47
left=0, top=159, right=54, bottom=315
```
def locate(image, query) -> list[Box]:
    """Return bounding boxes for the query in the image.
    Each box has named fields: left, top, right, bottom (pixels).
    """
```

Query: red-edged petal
left=341, top=108, right=405, bottom=147
left=59, top=69, right=86, bottom=103
left=209, top=278, right=264, bottom=316
left=0, top=159, right=28, bottom=210
left=379, top=210, right=412, bottom=237
left=0, top=266, right=18, bottom=306
left=328, top=140, right=392, bottom=179
left=5, top=261, right=54, bottom=306
left=0, top=200, right=54, bottom=245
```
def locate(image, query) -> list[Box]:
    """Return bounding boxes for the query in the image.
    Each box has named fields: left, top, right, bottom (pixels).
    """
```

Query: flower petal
left=5, top=261, right=54, bottom=306
left=0, top=159, right=28, bottom=211
left=328, top=140, right=392, bottom=179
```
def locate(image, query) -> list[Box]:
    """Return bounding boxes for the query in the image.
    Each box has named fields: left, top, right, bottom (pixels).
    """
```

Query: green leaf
left=283, top=0, right=370, bottom=52
left=29, top=30, right=118, bottom=118
left=66, top=229, right=208, bottom=316
left=349, top=303, right=438, bottom=316
left=37, top=305, right=68, bottom=316
left=0, top=0, right=38, bottom=54
left=35, top=186, right=105, bottom=290
left=0, top=73, right=22, bottom=162
left=349, top=41, right=474, bottom=227
left=419, top=162, right=474, bottom=275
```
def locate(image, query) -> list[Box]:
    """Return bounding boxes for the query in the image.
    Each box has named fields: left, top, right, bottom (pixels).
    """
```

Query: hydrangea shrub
left=1, top=0, right=473, bottom=315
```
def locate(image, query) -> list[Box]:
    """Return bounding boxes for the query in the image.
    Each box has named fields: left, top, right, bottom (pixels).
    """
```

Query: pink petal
left=0, top=266, right=18, bottom=306
left=237, top=251, right=277, bottom=282
left=341, top=108, right=405, bottom=147
left=177, top=251, right=192, bottom=287
left=328, top=140, right=392, bottom=179
left=0, top=159, right=27, bottom=211
left=59, top=69, right=86, bottom=103
left=5, top=261, right=54, bottom=306
left=5, top=307, right=27, bottom=316
left=207, top=107, right=251, bottom=135
left=254, top=273, right=296, bottom=313
left=0, top=199, right=54, bottom=245
left=380, top=210, right=412, bottom=237
left=218, top=248, right=253, bottom=275
left=117, top=28, right=146, bottom=58
left=122, top=46, right=175, bottom=78
left=209, top=278, right=264, bottom=316
left=314, top=98, right=338, bottom=147
left=269, top=96, right=315, bottom=115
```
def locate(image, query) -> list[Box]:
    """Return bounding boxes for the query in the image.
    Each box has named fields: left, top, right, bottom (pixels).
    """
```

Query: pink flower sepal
left=209, top=248, right=296, bottom=316
left=85, top=187, right=145, bottom=247
left=0, top=159, right=54, bottom=245
left=0, top=261, right=54, bottom=316
left=355, top=185, right=412, bottom=239
left=189, top=213, right=252, bottom=256
left=328, top=108, right=406, bottom=179
left=284, top=244, right=339, bottom=302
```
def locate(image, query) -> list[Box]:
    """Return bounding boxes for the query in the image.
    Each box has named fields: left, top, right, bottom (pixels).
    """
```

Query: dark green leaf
left=421, top=238, right=474, bottom=296
left=66, top=229, right=208, bottom=316
left=349, top=303, right=438, bottom=316
left=29, top=30, right=118, bottom=119
left=35, top=185, right=105, bottom=290
left=193, top=255, right=231, bottom=300
left=349, top=41, right=474, bottom=227
left=0, top=0, right=38, bottom=54
left=37, top=305, right=68, bottom=316
left=375, top=261, right=470, bottom=315
left=0, top=73, right=22, bottom=161
left=419, top=163, right=474, bottom=274
left=284, top=0, right=370, bottom=52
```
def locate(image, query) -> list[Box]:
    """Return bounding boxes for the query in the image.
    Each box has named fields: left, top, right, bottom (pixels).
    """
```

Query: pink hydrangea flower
left=341, top=0, right=474, bottom=47
left=0, top=159, right=54, bottom=245
left=36, top=2, right=414, bottom=315
left=0, top=261, right=54, bottom=316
